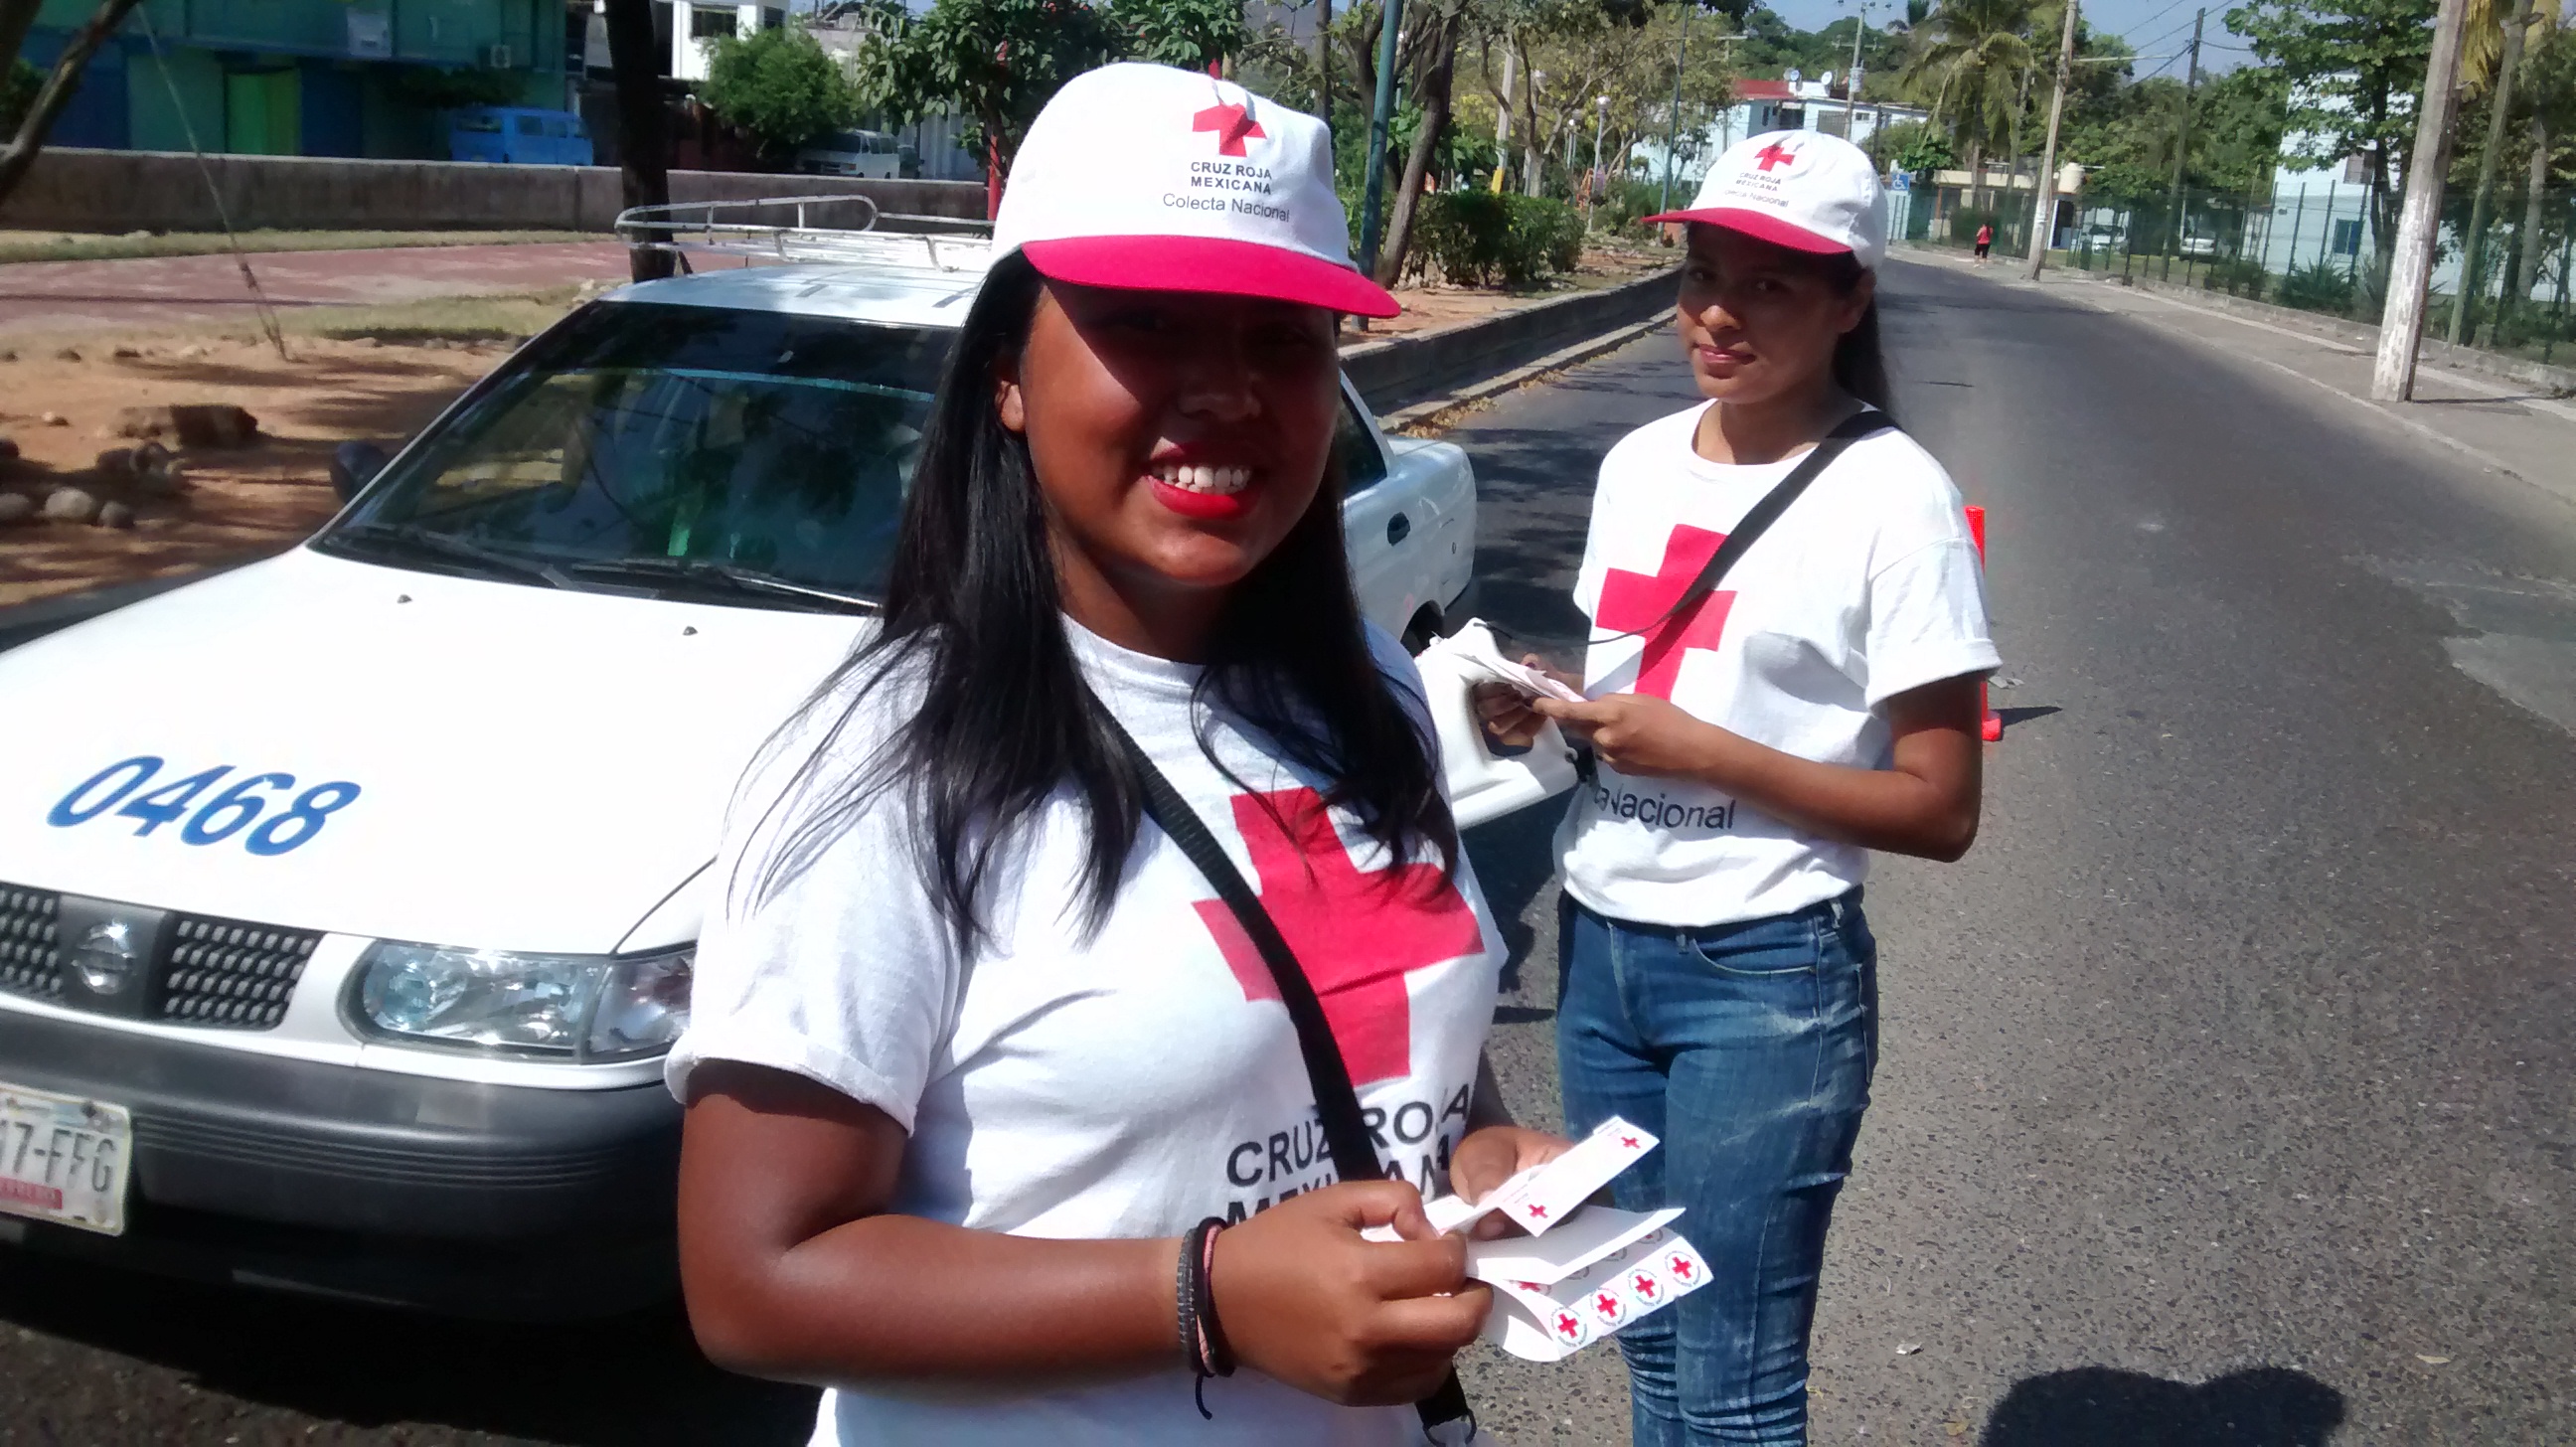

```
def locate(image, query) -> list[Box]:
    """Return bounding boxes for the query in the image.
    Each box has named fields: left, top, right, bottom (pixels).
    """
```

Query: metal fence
left=2050, top=182, right=2576, bottom=369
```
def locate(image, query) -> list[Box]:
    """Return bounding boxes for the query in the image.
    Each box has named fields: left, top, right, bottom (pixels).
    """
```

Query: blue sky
left=1756, top=0, right=2257, bottom=77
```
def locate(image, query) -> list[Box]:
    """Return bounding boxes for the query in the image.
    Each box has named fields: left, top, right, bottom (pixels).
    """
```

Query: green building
left=24, top=0, right=571, bottom=159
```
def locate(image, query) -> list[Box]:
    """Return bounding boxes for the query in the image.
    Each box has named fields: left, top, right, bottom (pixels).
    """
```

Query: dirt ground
left=0, top=241, right=1677, bottom=609
left=0, top=335, right=517, bottom=606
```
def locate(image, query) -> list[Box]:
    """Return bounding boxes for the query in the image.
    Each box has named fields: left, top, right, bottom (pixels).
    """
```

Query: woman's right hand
left=1208, top=1180, right=1489, bottom=1406
left=1473, top=655, right=1581, bottom=752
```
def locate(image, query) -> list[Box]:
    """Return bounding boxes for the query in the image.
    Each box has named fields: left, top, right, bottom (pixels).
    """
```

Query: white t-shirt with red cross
left=1555, top=402, right=2000, bottom=928
left=668, top=620, right=1501, bottom=1447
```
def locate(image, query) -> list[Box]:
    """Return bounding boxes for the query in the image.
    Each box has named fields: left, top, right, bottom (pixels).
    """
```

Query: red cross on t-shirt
left=1191, top=787, right=1484, bottom=1086
left=1754, top=139, right=1800, bottom=171
left=1594, top=524, right=1736, bottom=701
left=1193, top=103, right=1266, bottom=156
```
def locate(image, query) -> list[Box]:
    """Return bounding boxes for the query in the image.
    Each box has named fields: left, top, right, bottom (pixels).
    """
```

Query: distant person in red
left=1974, top=223, right=1994, bottom=260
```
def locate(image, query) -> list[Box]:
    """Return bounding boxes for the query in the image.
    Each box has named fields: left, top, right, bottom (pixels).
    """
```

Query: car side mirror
left=330, top=440, right=392, bottom=502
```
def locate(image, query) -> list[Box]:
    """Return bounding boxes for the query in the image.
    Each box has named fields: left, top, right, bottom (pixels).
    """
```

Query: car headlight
left=348, top=941, right=692, bottom=1061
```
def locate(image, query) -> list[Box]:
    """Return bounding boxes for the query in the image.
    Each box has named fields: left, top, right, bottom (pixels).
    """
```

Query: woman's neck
left=1694, top=377, right=1857, bottom=467
left=1054, top=546, right=1224, bottom=664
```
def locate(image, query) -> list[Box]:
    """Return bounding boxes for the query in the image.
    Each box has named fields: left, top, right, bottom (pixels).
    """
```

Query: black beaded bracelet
left=1175, top=1215, right=1233, bottom=1418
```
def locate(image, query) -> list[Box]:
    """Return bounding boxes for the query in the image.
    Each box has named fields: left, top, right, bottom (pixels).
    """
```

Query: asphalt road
left=8, top=255, right=2576, bottom=1444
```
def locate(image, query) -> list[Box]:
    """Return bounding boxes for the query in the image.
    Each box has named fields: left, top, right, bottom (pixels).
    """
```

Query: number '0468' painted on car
left=46, top=757, right=361, bottom=856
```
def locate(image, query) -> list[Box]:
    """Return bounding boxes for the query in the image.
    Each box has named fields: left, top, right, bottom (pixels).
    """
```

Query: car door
left=1332, top=383, right=1425, bottom=642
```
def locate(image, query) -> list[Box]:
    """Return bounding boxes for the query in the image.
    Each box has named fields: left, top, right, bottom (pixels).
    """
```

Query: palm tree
left=1899, top=0, right=2035, bottom=215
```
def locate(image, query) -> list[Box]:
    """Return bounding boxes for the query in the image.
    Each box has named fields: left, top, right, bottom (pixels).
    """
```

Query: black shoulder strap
left=1591, top=407, right=1893, bottom=645
left=1102, top=714, right=1476, bottom=1440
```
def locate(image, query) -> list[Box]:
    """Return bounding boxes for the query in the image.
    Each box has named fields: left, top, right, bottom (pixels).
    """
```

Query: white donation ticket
left=1358, top=1117, right=1707, bottom=1362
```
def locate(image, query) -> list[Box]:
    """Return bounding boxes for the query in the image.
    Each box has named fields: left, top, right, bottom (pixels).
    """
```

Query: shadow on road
left=1981, top=1365, right=2345, bottom=1447
left=0, top=1250, right=817, bottom=1445
left=1998, top=705, right=2064, bottom=731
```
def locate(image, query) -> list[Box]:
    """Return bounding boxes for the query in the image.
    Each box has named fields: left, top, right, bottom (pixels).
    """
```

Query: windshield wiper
left=329, top=523, right=571, bottom=589
left=560, top=556, right=877, bottom=613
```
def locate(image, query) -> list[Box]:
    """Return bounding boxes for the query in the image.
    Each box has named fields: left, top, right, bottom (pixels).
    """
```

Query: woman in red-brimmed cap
left=666, top=62, right=1567, bottom=1445
left=1482, top=130, right=2000, bottom=1444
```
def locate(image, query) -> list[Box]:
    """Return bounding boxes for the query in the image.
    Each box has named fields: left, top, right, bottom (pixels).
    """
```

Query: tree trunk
left=1374, top=10, right=1459, bottom=287
left=603, top=0, right=675, bottom=282
left=1520, top=35, right=1542, bottom=197
left=1963, top=137, right=1984, bottom=215
left=0, top=0, right=143, bottom=209
left=1316, top=0, right=1333, bottom=132
left=2514, top=113, right=2551, bottom=304
left=2448, top=0, right=2532, bottom=343
left=1490, top=37, right=1513, bottom=191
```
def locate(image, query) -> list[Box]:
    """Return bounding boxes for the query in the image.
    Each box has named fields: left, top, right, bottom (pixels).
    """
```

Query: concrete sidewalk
left=1901, top=245, right=2576, bottom=513
left=0, top=241, right=633, bottom=335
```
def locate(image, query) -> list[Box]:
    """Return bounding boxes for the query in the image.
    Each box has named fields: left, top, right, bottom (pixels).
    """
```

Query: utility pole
left=1357, top=0, right=1404, bottom=275
left=2373, top=0, right=2473, bottom=400
left=2163, top=7, right=2201, bottom=257
left=2023, top=0, right=2079, bottom=278
left=1660, top=0, right=1692, bottom=214
left=1844, top=0, right=1869, bottom=140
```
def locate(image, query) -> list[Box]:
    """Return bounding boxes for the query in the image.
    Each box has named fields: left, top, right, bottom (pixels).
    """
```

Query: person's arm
left=1532, top=674, right=1985, bottom=862
left=677, top=1061, right=1491, bottom=1405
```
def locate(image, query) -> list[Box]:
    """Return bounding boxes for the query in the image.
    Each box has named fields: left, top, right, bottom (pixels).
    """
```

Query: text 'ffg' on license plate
left=0, top=1083, right=132, bottom=1236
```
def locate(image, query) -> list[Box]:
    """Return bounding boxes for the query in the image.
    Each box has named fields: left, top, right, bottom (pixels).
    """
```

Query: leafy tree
left=705, top=26, right=861, bottom=161
left=0, top=0, right=145, bottom=208
left=1108, top=0, right=1247, bottom=70
left=848, top=0, right=1125, bottom=197
left=2227, top=0, right=2438, bottom=262
left=0, top=58, right=36, bottom=133
left=1898, top=0, right=2036, bottom=210
left=1877, top=115, right=1953, bottom=176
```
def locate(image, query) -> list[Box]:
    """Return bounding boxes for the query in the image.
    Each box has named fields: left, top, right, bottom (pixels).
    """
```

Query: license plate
left=0, top=1081, right=131, bottom=1236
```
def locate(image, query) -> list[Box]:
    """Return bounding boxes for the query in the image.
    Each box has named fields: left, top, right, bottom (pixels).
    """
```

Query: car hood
left=0, top=549, right=866, bottom=954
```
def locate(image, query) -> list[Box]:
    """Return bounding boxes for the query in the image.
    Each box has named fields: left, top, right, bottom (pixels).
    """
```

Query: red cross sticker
left=1594, top=1291, right=1623, bottom=1317
left=1632, top=1272, right=1660, bottom=1301
left=1668, top=1253, right=1697, bottom=1282
left=1526, top=1204, right=1548, bottom=1220
left=1754, top=139, right=1801, bottom=171
left=1595, top=524, right=1736, bottom=700
left=1555, top=1312, right=1584, bottom=1341
left=1191, top=787, right=1484, bottom=1085
left=1619, top=1134, right=1641, bottom=1150
left=1192, top=102, right=1266, bottom=157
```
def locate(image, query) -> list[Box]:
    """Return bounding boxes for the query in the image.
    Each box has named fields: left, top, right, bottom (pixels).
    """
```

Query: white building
left=1635, top=78, right=1931, bottom=190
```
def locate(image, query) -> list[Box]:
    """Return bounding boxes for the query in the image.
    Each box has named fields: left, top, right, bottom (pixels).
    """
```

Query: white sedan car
left=0, top=242, right=1500, bottom=1314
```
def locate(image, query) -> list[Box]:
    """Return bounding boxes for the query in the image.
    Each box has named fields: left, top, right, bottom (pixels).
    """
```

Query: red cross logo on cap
left=1193, top=102, right=1266, bottom=156
left=1191, top=787, right=1484, bottom=1086
left=1754, top=138, right=1801, bottom=171
left=1595, top=525, right=1736, bottom=700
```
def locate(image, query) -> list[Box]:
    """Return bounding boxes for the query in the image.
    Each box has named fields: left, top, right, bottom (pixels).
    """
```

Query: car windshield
left=319, top=300, right=952, bottom=609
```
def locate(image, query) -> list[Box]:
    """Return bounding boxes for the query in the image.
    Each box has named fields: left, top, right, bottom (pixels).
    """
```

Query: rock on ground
left=0, top=494, right=32, bottom=525
left=96, top=501, right=135, bottom=529
left=111, top=403, right=260, bottom=447
left=39, top=487, right=98, bottom=524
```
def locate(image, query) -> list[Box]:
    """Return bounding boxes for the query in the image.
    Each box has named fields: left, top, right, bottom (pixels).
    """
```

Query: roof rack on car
left=613, top=196, right=996, bottom=274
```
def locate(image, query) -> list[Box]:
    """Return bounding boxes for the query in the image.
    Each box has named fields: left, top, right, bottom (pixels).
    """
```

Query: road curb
left=1379, top=312, right=1672, bottom=437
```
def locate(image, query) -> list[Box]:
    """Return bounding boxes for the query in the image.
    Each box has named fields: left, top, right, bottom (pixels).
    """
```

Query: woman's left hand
left=1533, top=693, right=1734, bottom=781
left=1449, top=1125, right=1577, bottom=1239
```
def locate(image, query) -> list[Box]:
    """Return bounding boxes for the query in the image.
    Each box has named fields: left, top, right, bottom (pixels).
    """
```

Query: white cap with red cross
left=993, top=62, right=1399, bottom=317
left=1644, top=129, right=1888, bottom=270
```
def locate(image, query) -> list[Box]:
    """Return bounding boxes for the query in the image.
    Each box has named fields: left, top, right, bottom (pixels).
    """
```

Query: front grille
left=158, top=917, right=322, bottom=1031
left=0, top=886, right=62, bottom=1001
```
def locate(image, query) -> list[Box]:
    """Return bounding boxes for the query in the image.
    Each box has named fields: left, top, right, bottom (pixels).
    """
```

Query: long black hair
left=750, top=252, right=1459, bottom=949
left=1820, top=252, right=1894, bottom=416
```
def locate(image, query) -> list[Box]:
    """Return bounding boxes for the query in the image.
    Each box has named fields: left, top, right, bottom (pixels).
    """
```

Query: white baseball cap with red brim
left=1644, top=129, right=1889, bottom=270
left=994, top=62, right=1399, bottom=318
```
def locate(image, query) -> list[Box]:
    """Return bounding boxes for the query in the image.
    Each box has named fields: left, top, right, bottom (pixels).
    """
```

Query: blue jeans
left=1555, top=890, right=1879, bottom=1447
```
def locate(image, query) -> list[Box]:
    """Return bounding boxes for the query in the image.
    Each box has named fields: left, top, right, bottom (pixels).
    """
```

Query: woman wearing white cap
left=1482, top=130, right=2000, bottom=1444
left=664, top=63, right=1568, bottom=1446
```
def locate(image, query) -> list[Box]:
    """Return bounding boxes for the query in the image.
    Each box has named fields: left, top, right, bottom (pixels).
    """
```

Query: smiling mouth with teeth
left=1154, top=463, right=1253, bottom=496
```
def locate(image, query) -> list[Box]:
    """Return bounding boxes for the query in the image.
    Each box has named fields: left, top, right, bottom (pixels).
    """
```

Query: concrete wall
left=1344, top=266, right=1682, bottom=414
left=0, top=149, right=988, bottom=234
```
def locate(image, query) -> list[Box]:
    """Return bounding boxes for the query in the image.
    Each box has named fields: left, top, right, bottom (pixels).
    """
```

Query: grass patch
left=0, top=229, right=607, bottom=265
left=276, top=286, right=588, bottom=344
